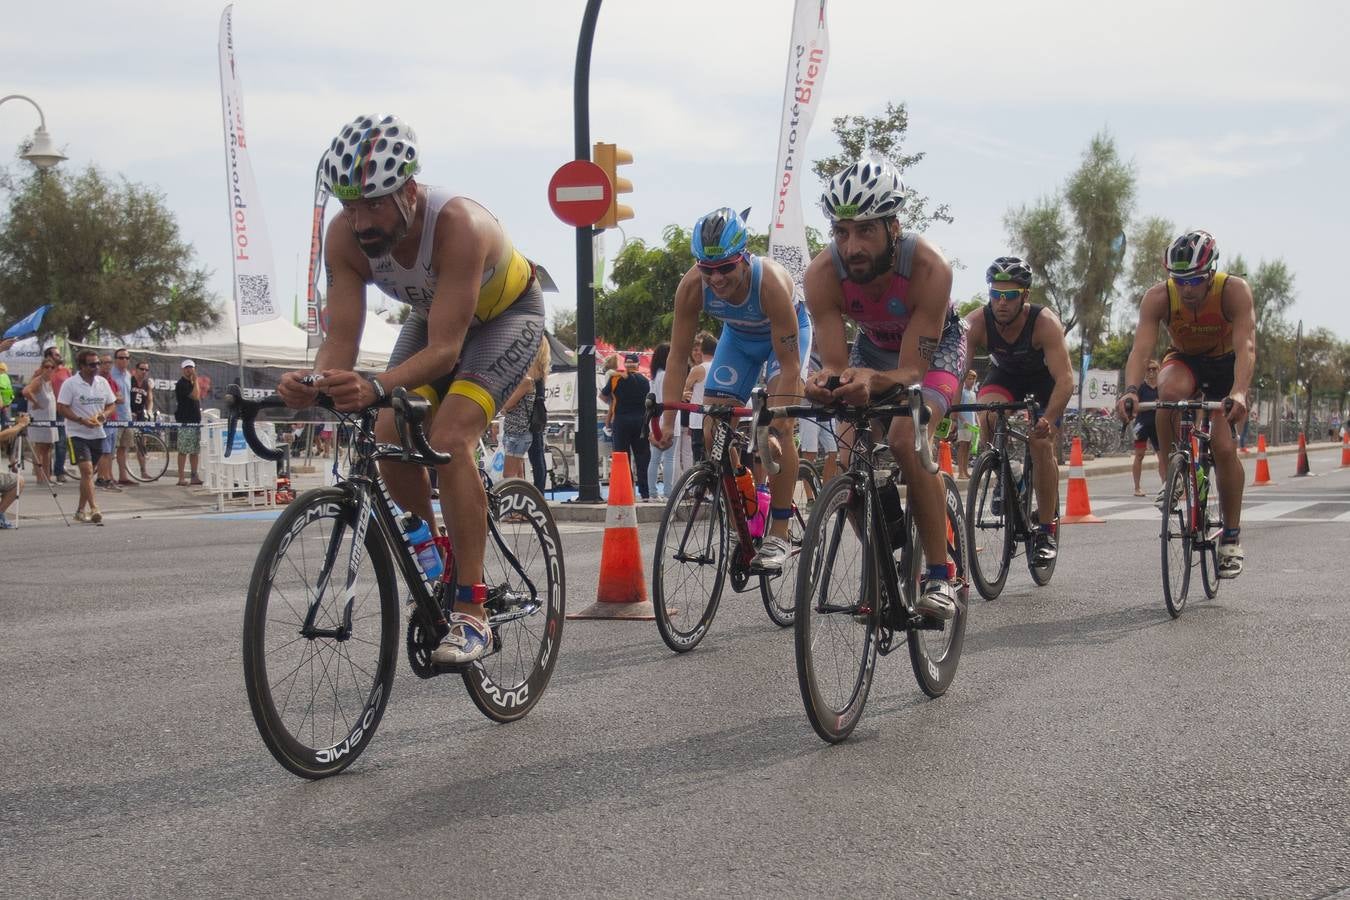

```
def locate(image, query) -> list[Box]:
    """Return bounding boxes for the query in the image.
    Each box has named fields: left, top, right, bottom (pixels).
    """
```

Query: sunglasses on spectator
left=1171, top=273, right=1210, bottom=287
left=137, top=365, right=149, bottom=371
left=989, top=288, right=1026, bottom=302
left=80, top=360, right=99, bottom=367
left=697, top=258, right=741, bottom=277
left=115, top=354, right=129, bottom=360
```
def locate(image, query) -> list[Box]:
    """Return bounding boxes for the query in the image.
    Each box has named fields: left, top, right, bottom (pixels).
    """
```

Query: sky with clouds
left=3, top=0, right=1347, bottom=345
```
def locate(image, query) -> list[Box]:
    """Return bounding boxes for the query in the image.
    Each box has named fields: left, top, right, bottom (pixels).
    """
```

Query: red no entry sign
left=548, top=160, right=612, bottom=228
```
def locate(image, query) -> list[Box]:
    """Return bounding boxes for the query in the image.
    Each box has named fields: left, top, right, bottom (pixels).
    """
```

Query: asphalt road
left=3, top=448, right=1348, bottom=898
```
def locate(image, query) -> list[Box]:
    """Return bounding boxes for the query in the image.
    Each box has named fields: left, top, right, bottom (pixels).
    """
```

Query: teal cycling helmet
left=691, top=207, right=749, bottom=263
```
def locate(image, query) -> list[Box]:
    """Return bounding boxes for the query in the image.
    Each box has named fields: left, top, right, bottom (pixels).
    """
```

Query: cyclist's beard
left=355, top=221, right=407, bottom=259
left=845, top=231, right=897, bottom=284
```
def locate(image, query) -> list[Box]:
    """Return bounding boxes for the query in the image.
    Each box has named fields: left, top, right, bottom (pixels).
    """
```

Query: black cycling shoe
left=1033, top=531, right=1057, bottom=564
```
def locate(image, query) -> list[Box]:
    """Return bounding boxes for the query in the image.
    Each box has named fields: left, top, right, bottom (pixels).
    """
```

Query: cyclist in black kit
left=963, top=257, right=1074, bottom=563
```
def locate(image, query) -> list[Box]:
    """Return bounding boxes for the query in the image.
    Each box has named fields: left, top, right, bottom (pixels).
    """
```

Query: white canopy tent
left=162, top=301, right=395, bottom=371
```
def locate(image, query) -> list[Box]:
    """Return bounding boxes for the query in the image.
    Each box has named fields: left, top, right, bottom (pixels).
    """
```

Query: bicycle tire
left=1197, top=462, right=1221, bottom=600
left=462, top=479, right=566, bottom=722
left=242, top=487, right=399, bottom=779
left=905, top=472, right=969, bottom=698
left=1024, top=453, right=1058, bottom=587
left=130, top=431, right=170, bottom=483
left=759, top=462, right=822, bottom=627
left=653, top=465, right=728, bottom=652
left=545, top=444, right=569, bottom=490
left=1160, top=452, right=1193, bottom=618
left=966, top=451, right=1012, bottom=600
left=794, top=475, right=878, bottom=743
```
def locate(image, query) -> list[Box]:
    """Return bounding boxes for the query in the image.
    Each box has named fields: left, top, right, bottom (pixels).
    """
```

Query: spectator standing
left=1131, top=360, right=1164, bottom=496
left=21, top=360, right=59, bottom=485
left=526, top=340, right=551, bottom=492
left=109, top=348, right=136, bottom=485
left=955, top=370, right=979, bottom=479
left=129, top=361, right=155, bottom=479
left=0, top=413, right=30, bottom=528
left=56, top=349, right=115, bottom=524
left=605, top=352, right=652, bottom=500
left=175, top=360, right=203, bottom=486
left=0, top=361, right=13, bottom=426
left=499, top=339, right=545, bottom=481
left=44, top=346, right=72, bottom=483
left=93, top=355, right=123, bottom=492
left=647, top=343, right=681, bottom=499
left=684, top=332, right=715, bottom=464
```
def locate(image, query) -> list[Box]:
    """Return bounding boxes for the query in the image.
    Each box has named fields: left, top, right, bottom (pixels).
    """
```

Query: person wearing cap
left=603, top=351, right=652, bottom=499
left=174, top=360, right=203, bottom=486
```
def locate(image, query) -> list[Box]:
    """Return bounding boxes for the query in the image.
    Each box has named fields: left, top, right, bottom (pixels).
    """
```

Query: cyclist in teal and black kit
left=656, top=207, right=810, bottom=573
left=962, top=256, right=1074, bottom=563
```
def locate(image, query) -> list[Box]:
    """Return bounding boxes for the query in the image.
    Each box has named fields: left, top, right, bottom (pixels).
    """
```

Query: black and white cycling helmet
left=986, top=256, right=1033, bottom=287
left=820, top=159, right=906, bottom=221
left=320, top=113, right=420, bottom=201
left=1164, top=229, right=1219, bottom=277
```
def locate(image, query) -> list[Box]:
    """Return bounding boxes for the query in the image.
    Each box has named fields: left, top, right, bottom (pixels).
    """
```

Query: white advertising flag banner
left=1070, top=368, right=1121, bottom=410
left=767, top=0, right=830, bottom=287
left=218, top=5, right=280, bottom=327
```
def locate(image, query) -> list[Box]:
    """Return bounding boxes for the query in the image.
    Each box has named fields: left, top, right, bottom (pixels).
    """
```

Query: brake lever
left=910, top=385, right=938, bottom=475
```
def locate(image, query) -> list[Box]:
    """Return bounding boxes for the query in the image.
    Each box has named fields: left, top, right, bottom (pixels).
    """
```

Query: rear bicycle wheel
left=463, top=479, right=566, bottom=722
left=759, top=462, right=822, bottom=627
left=794, top=476, right=878, bottom=743
left=1160, top=452, right=1193, bottom=618
left=131, top=431, right=170, bottom=483
left=1197, top=464, right=1221, bottom=599
left=242, top=487, right=399, bottom=779
left=652, top=465, right=728, bottom=652
left=545, top=444, right=569, bottom=490
left=905, top=472, right=969, bottom=698
left=966, top=451, right=1012, bottom=600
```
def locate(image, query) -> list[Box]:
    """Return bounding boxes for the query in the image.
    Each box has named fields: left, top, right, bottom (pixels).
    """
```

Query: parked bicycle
left=1132, top=399, right=1232, bottom=618
left=226, top=383, right=566, bottom=779
left=957, top=397, right=1059, bottom=599
left=646, top=395, right=816, bottom=650
left=129, top=422, right=171, bottom=482
left=753, top=384, right=969, bottom=743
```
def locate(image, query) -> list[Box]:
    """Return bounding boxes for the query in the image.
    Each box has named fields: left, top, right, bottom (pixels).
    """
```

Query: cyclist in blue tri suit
left=655, top=207, right=810, bottom=573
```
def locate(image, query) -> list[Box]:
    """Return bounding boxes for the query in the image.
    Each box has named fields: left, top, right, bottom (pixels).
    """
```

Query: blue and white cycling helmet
left=691, top=207, right=749, bottom=263
left=320, top=113, right=420, bottom=201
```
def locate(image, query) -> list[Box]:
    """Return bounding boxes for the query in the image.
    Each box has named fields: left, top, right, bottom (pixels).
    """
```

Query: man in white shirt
left=56, top=349, right=116, bottom=524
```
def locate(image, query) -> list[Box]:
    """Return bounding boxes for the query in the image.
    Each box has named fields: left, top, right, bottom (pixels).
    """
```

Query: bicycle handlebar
left=750, top=380, right=936, bottom=477
left=1123, top=399, right=1237, bottom=441
left=946, top=395, right=1042, bottom=420
left=223, top=382, right=450, bottom=466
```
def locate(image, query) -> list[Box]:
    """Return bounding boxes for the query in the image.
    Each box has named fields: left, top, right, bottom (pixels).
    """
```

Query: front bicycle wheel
left=1197, top=465, right=1221, bottom=600
left=464, top=479, right=566, bottom=722
left=546, top=444, right=569, bottom=490
left=759, top=463, right=822, bottom=627
left=905, top=472, right=970, bottom=698
left=242, top=487, right=399, bottom=779
left=131, top=431, right=170, bottom=483
left=966, top=451, right=1012, bottom=600
left=653, top=465, right=728, bottom=652
left=1025, top=458, right=1058, bottom=587
left=794, top=476, right=878, bottom=743
left=1160, top=452, right=1193, bottom=618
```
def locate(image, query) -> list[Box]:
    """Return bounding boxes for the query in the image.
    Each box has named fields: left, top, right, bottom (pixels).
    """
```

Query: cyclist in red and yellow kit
left=1116, top=230, right=1256, bottom=578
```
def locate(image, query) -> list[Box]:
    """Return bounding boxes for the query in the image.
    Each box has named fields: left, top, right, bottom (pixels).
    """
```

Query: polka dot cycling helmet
left=320, top=113, right=420, bottom=201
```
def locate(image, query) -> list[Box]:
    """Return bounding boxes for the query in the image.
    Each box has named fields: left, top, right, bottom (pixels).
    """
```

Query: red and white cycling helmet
left=1164, top=229, right=1219, bottom=278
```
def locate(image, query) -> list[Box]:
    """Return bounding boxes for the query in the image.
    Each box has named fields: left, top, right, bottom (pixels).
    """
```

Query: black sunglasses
left=115, top=355, right=129, bottom=360
left=697, top=258, right=741, bottom=277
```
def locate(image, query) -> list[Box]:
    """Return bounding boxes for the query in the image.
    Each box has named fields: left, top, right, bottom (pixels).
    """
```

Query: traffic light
left=592, top=142, right=634, bottom=229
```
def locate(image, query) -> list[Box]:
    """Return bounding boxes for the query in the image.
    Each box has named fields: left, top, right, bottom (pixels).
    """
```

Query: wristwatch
left=367, top=375, right=387, bottom=403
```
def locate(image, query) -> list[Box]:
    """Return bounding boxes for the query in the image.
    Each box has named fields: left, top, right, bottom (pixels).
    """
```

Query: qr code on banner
left=771, top=245, right=806, bottom=284
left=237, top=274, right=274, bottom=317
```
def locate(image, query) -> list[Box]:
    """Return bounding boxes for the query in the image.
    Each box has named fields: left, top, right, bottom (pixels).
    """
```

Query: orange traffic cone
left=1060, top=437, right=1103, bottom=524
left=569, top=450, right=655, bottom=620
left=938, top=440, right=954, bottom=476
left=1294, top=432, right=1311, bottom=477
left=1252, top=434, right=1277, bottom=486
left=1340, top=432, right=1349, bottom=468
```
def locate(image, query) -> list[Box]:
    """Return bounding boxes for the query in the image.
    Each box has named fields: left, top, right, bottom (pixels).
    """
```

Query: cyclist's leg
left=375, top=310, right=438, bottom=531
left=1197, top=355, right=1244, bottom=573
left=1155, top=351, right=1198, bottom=455
left=1028, top=376, right=1058, bottom=528
left=763, top=313, right=811, bottom=541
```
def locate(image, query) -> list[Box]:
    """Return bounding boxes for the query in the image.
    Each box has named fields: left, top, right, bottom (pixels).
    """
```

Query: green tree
left=0, top=164, right=218, bottom=343
left=551, top=307, right=577, bottom=348
left=957, top=294, right=984, bottom=318
left=1004, top=130, right=1136, bottom=346
left=1122, top=216, right=1174, bottom=309
left=595, top=225, right=697, bottom=348
left=811, top=101, right=953, bottom=233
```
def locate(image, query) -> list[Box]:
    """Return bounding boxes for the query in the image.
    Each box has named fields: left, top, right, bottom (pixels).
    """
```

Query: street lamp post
left=0, top=94, right=67, bottom=171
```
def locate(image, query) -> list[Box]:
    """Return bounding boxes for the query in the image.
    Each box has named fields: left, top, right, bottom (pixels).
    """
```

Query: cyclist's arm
left=1035, top=307, right=1075, bottom=425
left=760, top=259, right=803, bottom=390
left=804, top=251, right=849, bottom=388
left=1118, top=284, right=1167, bottom=417
left=312, top=217, right=368, bottom=373
left=963, top=305, right=987, bottom=353
left=1224, top=276, right=1257, bottom=410
left=870, top=240, right=953, bottom=397
left=660, top=269, right=703, bottom=437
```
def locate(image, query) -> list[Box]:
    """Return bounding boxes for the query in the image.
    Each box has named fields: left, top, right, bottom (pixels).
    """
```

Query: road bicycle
left=1133, top=399, right=1231, bottom=618
left=753, top=384, right=969, bottom=743
left=226, top=384, right=565, bottom=779
left=128, top=421, right=171, bottom=482
left=646, top=395, right=816, bottom=651
left=956, top=397, right=1059, bottom=599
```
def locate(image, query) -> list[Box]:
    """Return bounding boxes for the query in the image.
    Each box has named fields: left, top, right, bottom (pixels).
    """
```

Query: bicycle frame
left=952, top=397, right=1040, bottom=540
left=1141, top=400, right=1223, bottom=544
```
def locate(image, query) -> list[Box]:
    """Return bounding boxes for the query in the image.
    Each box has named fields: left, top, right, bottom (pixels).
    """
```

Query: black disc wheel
left=794, top=476, right=879, bottom=743
left=653, top=465, right=728, bottom=652
left=462, top=479, right=566, bottom=722
left=905, top=473, right=970, bottom=698
left=242, top=487, right=398, bottom=779
left=966, top=452, right=1012, bottom=600
left=1160, top=453, right=1193, bottom=618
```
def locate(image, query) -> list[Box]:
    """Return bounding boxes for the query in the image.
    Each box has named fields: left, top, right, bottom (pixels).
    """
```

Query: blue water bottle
left=401, top=514, right=444, bottom=582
